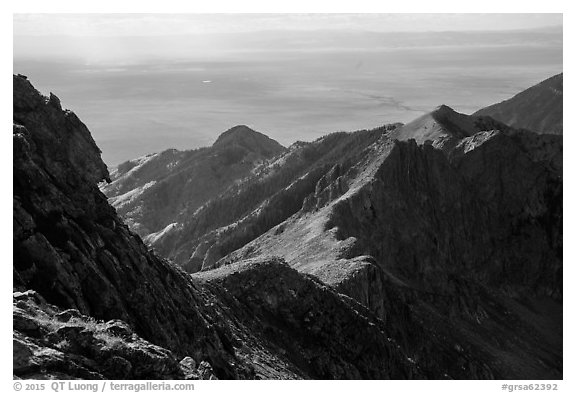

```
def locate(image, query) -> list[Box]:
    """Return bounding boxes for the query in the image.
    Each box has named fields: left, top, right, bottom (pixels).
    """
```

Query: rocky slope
left=217, top=106, right=562, bottom=378
left=391, top=104, right=510, bottom=150
left=101, top=125, right=285, bottom=236
left=14, top=290, right=209, bottom=380
left=195, top=257, right=423, bottom=379
left=13, top=74, right=437, bottom=379
left=110, top=124, right=401, bottom=272
left=473, top=73, right=563, bottom=135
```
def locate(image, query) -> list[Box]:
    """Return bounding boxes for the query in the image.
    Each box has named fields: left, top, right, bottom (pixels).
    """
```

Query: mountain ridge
left=473, top=73, right=563, bottom=134
left=390, top=103, right=514, bottom=151
left=214, top=122, right=562, bottom=378
left=141, top=125, right=400, bottom=271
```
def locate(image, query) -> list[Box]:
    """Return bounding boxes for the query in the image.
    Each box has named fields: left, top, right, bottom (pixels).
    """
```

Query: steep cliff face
left=13, top=75, right=432, bottom=380
left=217, top=107, right=562, bottom=379
left=449, top=132, right=562, bottom=297
left=473, top=73, right=563, bottom=135
left=330, top=133, right=561, bottom=298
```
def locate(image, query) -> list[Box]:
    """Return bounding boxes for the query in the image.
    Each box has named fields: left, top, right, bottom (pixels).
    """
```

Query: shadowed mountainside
left=216, top=104, right=562, bottom=378
left=473, top=73, right=563, bottom=135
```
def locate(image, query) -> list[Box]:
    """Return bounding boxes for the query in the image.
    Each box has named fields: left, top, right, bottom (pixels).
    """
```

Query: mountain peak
left=213, top=125, right=285, bottom=157
left=432, top=104, right=456, bottom=118
left=219, top=124, right=256, bottom=136
left=392, top=105, right=478, bottom=145
left=213, top=125, right=261, bottom=144
left=434, top=104, right=455, bottom=112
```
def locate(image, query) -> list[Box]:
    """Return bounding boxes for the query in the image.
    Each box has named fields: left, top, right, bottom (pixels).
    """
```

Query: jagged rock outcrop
left=196, top=258, right=422, bottom=379
left=390, top=104, right=513, bottom=152
left=13, top=290, right=195, bottom=380
left=474, top=73, right=563, bottom=135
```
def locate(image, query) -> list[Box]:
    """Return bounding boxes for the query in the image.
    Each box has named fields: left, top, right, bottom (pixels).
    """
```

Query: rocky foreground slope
left=474, top=73, right=563, bottom=135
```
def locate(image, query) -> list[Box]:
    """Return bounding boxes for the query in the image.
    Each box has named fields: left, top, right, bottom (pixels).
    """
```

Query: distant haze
left=13, top=14, right=563, bottom=166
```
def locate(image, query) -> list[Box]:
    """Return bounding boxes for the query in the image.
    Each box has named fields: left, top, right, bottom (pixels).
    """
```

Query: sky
left=12, top=13, right=563, bottom=166
left=14, top=13, right=562, bottom=36
left=14, top=14, right=562, bottom=64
